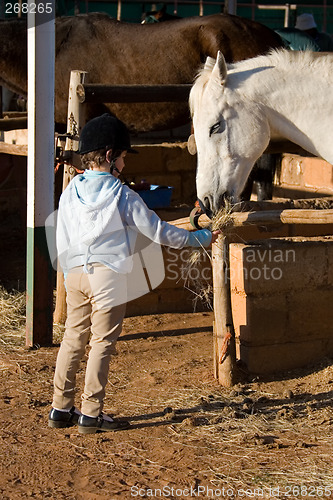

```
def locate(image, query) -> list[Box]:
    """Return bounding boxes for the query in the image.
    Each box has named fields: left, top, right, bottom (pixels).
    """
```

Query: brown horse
left=0, top=13, right=283, bottom=132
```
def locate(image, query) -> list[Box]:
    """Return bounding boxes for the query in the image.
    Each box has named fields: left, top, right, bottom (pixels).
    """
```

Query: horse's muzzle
left=199, top=192, right=230, bottom=218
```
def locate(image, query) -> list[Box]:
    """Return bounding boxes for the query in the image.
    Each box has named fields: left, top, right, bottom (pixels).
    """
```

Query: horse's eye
left=209, top=120, right=224, bottom=136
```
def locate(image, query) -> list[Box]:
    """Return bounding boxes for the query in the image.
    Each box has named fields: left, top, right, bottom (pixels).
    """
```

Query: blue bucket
left=137, top=185, right=173, bottom=209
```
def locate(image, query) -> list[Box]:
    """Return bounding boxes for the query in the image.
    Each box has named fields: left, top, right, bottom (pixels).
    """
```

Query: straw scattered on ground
left=1, top=289, right=333, bottom=498
left=0, top=286, right=26, bottom=336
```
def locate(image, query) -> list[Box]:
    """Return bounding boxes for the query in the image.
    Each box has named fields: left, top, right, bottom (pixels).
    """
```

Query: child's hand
left=210, top=230, right=222, bottom=244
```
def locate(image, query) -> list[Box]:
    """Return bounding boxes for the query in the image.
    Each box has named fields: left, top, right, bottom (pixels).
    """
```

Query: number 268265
left=5, top=3, right=53, bottom=14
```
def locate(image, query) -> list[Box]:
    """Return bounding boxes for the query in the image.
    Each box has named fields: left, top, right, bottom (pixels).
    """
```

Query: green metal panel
left=4, top=0, right=333, bottom=32
left=47, top=1, right=333, bottom=34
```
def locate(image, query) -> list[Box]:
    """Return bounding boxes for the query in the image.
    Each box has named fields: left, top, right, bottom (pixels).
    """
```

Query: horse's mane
left=190, top=49, right=333, bottom=116
left=229, top=48, right=333, bottom=72
left=189, top=58, right=216, bottom=117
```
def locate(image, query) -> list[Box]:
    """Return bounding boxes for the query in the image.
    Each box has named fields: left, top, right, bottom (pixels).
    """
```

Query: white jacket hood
left=69, top=171, right=123, bottom=247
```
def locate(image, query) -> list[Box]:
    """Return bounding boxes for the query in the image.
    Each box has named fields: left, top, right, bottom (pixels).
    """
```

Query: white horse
left=189, top=49, right=333, bottom=214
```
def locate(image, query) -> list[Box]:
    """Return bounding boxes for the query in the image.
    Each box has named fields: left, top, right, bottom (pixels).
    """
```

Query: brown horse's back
left=1, top=13, right=283, bottom=131
left=197, top=14, right=282, bottom=61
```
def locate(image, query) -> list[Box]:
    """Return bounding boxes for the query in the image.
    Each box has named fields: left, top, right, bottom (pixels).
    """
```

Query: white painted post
left=63, top=70, right=88, bottom=174
left=53, top=70, right=88, bottom=325
left=26, top=4, right=55, bottom=347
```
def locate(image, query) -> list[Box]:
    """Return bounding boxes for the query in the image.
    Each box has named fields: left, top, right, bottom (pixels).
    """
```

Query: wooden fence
left=170, top=207, right=333, bottom=386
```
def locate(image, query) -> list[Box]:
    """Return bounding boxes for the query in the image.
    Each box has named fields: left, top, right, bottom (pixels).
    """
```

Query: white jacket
left=56, top=170, right=212, bottom=274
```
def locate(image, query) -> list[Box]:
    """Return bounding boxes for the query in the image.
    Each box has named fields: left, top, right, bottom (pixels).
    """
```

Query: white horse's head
left=190, top=51, right=270, bottom=215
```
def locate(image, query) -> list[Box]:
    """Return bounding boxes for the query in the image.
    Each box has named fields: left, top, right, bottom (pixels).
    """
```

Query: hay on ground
left=0, top=286, right=26, bottom=334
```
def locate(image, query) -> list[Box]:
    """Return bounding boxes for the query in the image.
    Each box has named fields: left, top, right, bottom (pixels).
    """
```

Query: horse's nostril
left=198, top=197, right=213, bottom=219
left=204, top=196, right=211, bottom=212
left=220, top=192, right=227, bottom=207
left=218, top=192, right=233, bottom=210
left=205, top=198, right=214, bottom=219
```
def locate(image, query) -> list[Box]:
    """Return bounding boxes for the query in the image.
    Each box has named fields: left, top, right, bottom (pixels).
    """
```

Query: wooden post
left=54, top=268, right=67, bottom=325
left=212, top=234, right=238, bottom=387
left=53, top=70, right=88, bottom=324
left=0, top=86, right=3, bottom=142
left=224, top=0, right=237, bottom=15
left=0, top=86, right=3, bottom=118
left=117, top=0, right=122, bottom=21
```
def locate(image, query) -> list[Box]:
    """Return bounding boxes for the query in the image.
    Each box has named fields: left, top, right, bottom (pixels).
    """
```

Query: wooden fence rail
left=76, top=84, right=192, bottom=104
left=170, top=208, right=333, bottom=232
left=0, top=116, right=28, bottom=131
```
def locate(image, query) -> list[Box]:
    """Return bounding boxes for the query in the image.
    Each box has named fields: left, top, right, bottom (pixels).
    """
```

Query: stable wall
left=124, top=142, right=197, bottom=205
left=229, top=151, right=333, bottom=374
left=228, top=154, right=333, bottom=375
left=0, top=152, right=27, bottom=226
left=4, top=145, right=333, bottom=216
left=230, top=237, right=333, bottom=374
left=0, top=141, right=198, bottom=218
left=275, top=153, right=333, bottom=199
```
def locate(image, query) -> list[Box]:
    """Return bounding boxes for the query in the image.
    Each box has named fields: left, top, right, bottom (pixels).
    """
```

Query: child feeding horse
left=190, top=49, right=333, bottom=215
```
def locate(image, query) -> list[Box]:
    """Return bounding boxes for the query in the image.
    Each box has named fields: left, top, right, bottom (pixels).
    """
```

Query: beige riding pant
left=52, top=264, right=127, bottom=417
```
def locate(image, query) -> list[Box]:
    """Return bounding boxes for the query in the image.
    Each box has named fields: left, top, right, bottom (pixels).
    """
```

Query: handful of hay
left=183, top=204, right=236, bottom=308
left=210, top=201, right=236, bottom=232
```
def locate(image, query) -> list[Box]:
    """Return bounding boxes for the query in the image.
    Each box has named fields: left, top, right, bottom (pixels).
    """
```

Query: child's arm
left=123, top=189, right=217, bottom=249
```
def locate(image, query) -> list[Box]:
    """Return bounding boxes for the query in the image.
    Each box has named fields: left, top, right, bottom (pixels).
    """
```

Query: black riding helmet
left=77, top=113, right=137, bottom=155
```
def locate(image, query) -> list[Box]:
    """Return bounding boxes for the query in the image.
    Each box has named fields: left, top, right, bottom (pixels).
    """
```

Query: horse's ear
left=204, top=56, right=216, bottom=71
left=212, top=50, right=228, bottom=86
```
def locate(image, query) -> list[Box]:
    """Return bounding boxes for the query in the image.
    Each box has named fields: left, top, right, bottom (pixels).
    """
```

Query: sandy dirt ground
left=1, top=212, right=333, bottom=499
left=1, top=308, right=333, bottom=500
